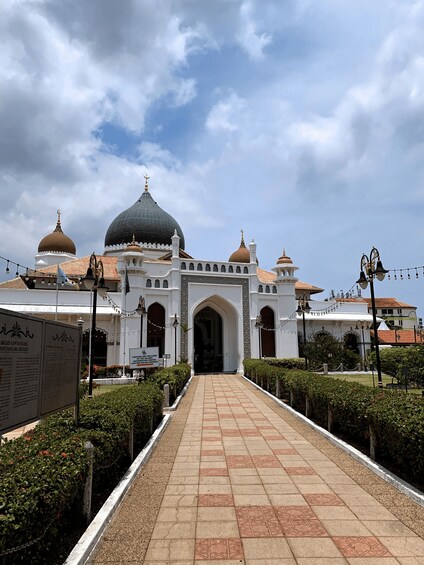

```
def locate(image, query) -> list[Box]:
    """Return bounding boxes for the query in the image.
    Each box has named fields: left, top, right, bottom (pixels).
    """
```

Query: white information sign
left=129, top=346, right=159, bottom=369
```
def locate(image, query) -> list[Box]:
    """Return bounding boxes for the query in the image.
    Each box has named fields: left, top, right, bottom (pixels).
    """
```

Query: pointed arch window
left=147, top=303, right=165, bottom=357
left=260, top=306, right=276, bottom=357
left=146, top=279, right=152, bottom=288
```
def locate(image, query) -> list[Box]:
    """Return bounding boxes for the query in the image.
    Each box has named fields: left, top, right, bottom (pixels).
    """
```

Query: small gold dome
left=229, top=230, right=250, bottom=263
left=38, top=210, right=76, bottom=255
left=125, top=234, right=143, bottom=253
left=277, top=249, right=293, bottom=265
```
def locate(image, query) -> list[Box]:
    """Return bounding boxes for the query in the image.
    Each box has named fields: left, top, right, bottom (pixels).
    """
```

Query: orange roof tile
left=373, top=329, right=423, bottom=345
left=0, top=277, right=26, bottom=289
left=364, top=297, right=415, bottom=309
left=0, top=255, right=120, bottom=289
left=257, top=268, right=323, bottom=294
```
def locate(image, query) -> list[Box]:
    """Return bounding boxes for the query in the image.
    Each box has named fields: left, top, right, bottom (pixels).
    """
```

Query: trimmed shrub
left=367, top=392, right=424, bottom=482
left=243, top=360, right=423, bottom=487
left=0, top=382, right=163, bottom=564
left=372, top=346, right=424, bottom=387
left=147, top=363, right=191, bottom=403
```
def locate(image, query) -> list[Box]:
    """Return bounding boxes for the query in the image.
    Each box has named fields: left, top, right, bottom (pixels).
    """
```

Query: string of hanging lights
left=387, top=266, right=424, bottom=280
left=1, top=254, right=59, bottom=283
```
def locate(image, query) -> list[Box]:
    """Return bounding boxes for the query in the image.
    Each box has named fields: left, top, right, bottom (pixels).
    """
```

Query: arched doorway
left=147, top=303, right=165, bottom=357
left=82, top=328, right=108, bottom=367
left=344, top=332, right=359, bottom=354
left=194, top=306, right=223, bottom=373
left=260, top=306, right=275, bottom=357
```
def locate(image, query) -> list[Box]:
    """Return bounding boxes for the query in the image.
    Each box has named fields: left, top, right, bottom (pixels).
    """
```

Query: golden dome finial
left=241, top=228, right=245, bottom=245
left=55, top=209, right=63, bottom=232
left=144, top=173, right=150, bottom=192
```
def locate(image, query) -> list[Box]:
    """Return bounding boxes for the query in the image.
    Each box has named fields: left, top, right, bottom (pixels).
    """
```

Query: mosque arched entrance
left=194, top=307, right=223, bottom=373
left=191, top=296, right=240, bottom=373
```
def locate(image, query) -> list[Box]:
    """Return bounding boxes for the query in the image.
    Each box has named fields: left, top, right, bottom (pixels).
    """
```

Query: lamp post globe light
left=356, top=246, right=388, bottom=388
left=173, top=314, right=179, bottom=365
left=255, top=315, right=263, bottom=359
left=136, top=296, right=147, bottom=348
left=82, top=253, right=107, bottom=397
left=297, top=295, right=311, bottom=370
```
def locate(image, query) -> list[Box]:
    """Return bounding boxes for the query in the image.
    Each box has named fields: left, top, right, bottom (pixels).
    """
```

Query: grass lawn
left=328, top=373, right=423, bottom=394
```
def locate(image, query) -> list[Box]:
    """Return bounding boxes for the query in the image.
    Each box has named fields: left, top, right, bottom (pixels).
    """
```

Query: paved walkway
left=89, top=375, right=424, bottom=564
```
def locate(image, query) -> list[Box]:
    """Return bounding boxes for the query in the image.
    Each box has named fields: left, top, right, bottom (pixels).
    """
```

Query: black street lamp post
left=255, top=315, right=263, bottom=359
left=297, top=295, right=311, bottom=370
left=173, top=314, right=179, bottom=365
left=356, top=246, right=388, bottom=388
left=136, top=296, right=147, bottom=348
left=82, top=253, right=107, bottom=397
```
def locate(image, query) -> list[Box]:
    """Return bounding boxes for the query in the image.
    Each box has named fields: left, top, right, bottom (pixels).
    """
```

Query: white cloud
left=236, top=0, right=272, bottom=60
left=206, top=92, right=247, bottom=132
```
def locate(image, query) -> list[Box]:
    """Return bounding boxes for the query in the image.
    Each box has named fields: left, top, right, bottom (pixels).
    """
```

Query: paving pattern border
left=243, top=375, right=424, bottom=539
left=87, top=377, right=198, bottom=564
left=65, top=376, right=194, bottom=565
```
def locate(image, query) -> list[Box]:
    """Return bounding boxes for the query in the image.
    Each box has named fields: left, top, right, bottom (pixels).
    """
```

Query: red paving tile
left=273, top=448, right=298, bottom=455
left=240, top=429, right=261, bottom=437
left=195, top=538, right=244, bottom=560
left=236, top=506, right=284, bottom=537
left=221, top=429, right=242, bottom=437
left=217, top=414, right=235, bottom=419
left=233, top=414, right=250, bottom=418
left=333, top=536, right=392, bottom=557
left=200, top=468, right=229, bottom=476
left=198, top=494, right=234, bottom=506
left=252, top=455, right=282, bottom=468
left=275, top=505, right=328, bottom=537
left=284, top=466, right=317, bottom=475
left=226, top=455, right=255, bottom=468
left=304, top=493, right=345, bottom=506
left=201, top=450, right=224, bottom=457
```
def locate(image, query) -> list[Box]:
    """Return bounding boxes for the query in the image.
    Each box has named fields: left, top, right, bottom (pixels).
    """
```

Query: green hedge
left=0, top=382, right=163, bottom=564
left=243, top=360, right=424, bottom=485
left=370, top=346, right=424, bottom=387
left=147, top=363, right=191, bottom=403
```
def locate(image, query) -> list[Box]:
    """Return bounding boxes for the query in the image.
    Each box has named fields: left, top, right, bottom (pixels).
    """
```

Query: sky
left=1, top=0, right=424, bottom=316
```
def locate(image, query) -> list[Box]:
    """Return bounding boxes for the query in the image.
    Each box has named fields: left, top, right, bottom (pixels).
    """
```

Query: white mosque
left=0, top=177, right=373, bottom=372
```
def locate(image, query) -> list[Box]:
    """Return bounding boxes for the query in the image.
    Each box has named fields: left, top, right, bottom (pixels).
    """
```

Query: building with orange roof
left=0, top=177, right=379, bottom=371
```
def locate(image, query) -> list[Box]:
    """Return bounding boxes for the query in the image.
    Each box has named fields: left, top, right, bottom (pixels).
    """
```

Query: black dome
left=104, top=190, right=185, bottom=249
